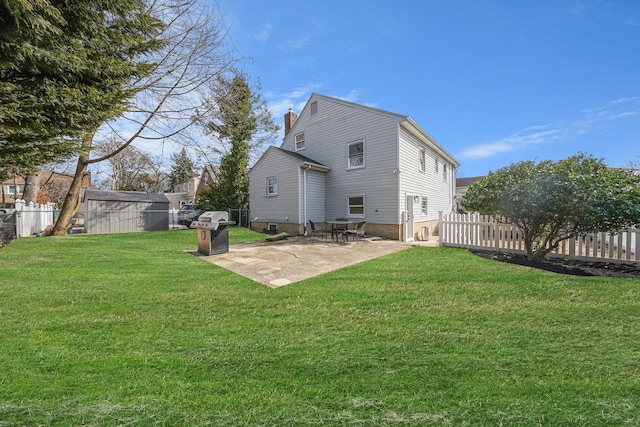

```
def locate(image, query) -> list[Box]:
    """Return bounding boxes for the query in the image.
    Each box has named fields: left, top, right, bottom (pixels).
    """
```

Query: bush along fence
left=439, top=212, right=639, bottom=264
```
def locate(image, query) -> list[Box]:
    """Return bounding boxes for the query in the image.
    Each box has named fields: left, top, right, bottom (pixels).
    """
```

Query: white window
left=435, top=157, right=439, bottom=173
left=347, top=195, right=365, bottom=217
left=443, top=163, right=448, bottom=181
left=421, top=197, right=428, bottom=215
left=419, top=147, right=425, bottom=172
left=295, top=132, right=305, bottom=150
left=7, top=185, right=24, bottom=196
left=347, top=140, right=364, bottom=169
left=266, top=176, right=278, bottom=195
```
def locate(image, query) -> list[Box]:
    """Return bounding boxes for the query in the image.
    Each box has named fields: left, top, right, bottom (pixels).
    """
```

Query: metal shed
left=83, top=190, right=170, bottom=234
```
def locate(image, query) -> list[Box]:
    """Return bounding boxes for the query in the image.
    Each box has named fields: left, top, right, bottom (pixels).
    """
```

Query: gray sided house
left=249, top=93, right=460, bottom=241
left=83, top=190, right=169, bottom=234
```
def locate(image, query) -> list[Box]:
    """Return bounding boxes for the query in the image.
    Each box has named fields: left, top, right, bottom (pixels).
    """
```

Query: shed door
left=405, top=195, right=414, bottom=241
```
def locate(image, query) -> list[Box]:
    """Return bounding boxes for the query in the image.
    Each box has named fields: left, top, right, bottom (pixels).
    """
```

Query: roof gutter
left=302, top=162, right=331, bottom=172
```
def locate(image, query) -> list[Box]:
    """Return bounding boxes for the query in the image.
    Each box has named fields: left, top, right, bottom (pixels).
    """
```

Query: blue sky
left=216, top=0, right=640, bottom=177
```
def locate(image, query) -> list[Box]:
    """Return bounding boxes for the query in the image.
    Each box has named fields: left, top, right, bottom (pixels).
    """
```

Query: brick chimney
left=284, top=108, right=297, bottom=136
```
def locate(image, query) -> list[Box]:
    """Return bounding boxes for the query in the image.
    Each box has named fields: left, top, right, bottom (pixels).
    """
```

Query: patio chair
left=308, top=220, right=328, bottom=242
left=344, top=221, right=367, bottom=243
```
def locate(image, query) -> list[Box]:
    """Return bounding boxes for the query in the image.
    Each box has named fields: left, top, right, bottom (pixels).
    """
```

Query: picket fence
left=439, top=212, right=639, bottom=264
left=15, top=199, right=56, bottom=238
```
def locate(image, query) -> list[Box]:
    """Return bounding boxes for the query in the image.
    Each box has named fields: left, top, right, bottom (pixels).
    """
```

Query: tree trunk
left=52, top=132, right=94, bottom=236
left=22, top=173, right=40, bottom=204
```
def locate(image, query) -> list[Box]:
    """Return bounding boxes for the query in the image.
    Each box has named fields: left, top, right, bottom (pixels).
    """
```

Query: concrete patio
left=193, top=236, right=438, bottom=288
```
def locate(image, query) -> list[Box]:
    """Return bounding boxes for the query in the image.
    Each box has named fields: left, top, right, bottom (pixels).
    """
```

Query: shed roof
left=83, top=190, right=169, bottom=203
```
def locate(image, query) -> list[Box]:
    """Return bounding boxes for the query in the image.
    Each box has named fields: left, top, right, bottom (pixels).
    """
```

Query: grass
left=0, top=229, right=639, bottom=426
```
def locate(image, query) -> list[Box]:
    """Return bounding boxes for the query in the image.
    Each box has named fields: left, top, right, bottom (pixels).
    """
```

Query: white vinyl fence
left=15, top=199, right=56, bottom=237
left=439, top=212, right=639, bottom=264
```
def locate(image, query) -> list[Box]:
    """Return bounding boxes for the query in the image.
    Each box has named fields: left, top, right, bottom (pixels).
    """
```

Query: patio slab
left=193, top=236, right=437, bottom=288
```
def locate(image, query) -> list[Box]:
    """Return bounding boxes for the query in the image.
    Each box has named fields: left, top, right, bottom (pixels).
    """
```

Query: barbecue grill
left=190, top=211, right=236, bottom=255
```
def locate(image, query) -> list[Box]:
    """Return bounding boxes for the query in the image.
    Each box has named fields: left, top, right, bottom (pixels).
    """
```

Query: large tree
left=0, top=0, right=163, bottom=172
left=197, top=73, right=279, bottom=210
left=461, top=153, right=640, bottom=260
left=93, top=138, right=166, bottom=192
left=50, top=0, right=236, bottom=235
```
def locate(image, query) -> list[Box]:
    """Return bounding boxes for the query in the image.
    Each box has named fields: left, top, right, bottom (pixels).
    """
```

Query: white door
left=405, top=195, right=414, bottom=241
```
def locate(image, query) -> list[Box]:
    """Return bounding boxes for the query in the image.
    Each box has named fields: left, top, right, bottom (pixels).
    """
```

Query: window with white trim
left=295, top=132, right=305, bottom=150
left=443, top=163, right=448, bottom=181
left=7, top=184, right=24, bottom=197
left=347, top=139, right=364, bottom=169
left=421, top=196, right=428, bottom=215
left=347, top=195, right=365, bottom=217
left=310, top=101, right=318, bottom=115
left=266, top=176, right=278, bottom=195
left=419, top=147, right=425, bottom=172
left=435, top=157, right=439, bottom=173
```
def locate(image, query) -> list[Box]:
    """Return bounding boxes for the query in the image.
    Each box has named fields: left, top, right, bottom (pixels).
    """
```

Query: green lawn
left=0, top=229, right=639, bottom=426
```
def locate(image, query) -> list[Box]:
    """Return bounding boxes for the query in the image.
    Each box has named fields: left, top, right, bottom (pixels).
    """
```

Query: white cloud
left=459, top=97, right=640, bottom=160
left=278, top=33, right=312, bottom=50
left=266, top=83, right=323, bottom=118
left=253, top=23, right=274, bottom=43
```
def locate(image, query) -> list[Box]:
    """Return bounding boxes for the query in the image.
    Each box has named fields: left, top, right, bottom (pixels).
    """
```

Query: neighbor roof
left=456, top=176, right=486, bottom=188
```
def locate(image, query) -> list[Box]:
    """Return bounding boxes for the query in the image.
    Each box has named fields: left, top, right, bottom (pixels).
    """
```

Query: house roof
left=287, top=93, right=460, bottom=167
left=250, top=146, right=331, bottom=175
left=83, top=190, right=169, bottom=203
left=456, top=176, right=486, bottom=188
left=273, top=147, right=329, bottom=168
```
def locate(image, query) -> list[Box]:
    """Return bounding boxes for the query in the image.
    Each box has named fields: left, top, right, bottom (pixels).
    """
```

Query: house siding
left=249, top=148, right=301, bottom=226
left=282, top=94, right=402, bottom=226
left=398, top=127, right=454, bottom=221
left=302, top=169, right=326, bottom=224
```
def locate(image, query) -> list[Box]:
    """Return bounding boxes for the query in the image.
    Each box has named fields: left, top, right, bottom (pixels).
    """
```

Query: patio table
left=326, top=220, right=356, bottom=242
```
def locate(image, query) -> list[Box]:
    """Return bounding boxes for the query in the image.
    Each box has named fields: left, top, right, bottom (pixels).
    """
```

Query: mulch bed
left=469, top=249, right=640, bottom=278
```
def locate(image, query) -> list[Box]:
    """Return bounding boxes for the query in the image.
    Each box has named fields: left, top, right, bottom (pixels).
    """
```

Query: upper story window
left=435, top=157, right=439, bottom=173
left=310, top=101, right=318, bottom=115
left=266, top=176, right=278, bottom=195
left=443, top=163, right=448, bottom=181
left=419, top=147, right=425, bottom=172
left=295, top=132, right=305, bottom=150
left=347, top=139, right=364, bottom=169
left=347, top=195, right=365, bottom=217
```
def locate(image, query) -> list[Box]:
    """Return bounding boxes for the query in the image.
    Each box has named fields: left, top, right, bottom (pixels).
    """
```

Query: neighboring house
left=249, top=93, right=460, bottom=241
left=1, top=171, right=92, bottom=206
left=166, top=174, right=200, bottom=209
left=196, top=164, right=218, bottom=197
left=82, top=190, right=169, bottom=234
left=165, top=165, right=218, bottom=210
left=455, top=175, right=485, bottom=211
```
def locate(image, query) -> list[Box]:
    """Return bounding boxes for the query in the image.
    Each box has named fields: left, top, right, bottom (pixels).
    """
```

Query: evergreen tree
left=168, top=148, right=196, bottom=190
left=0, top=0, right=164, bottom=172
left=197, top=73, right=279, bottom=210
